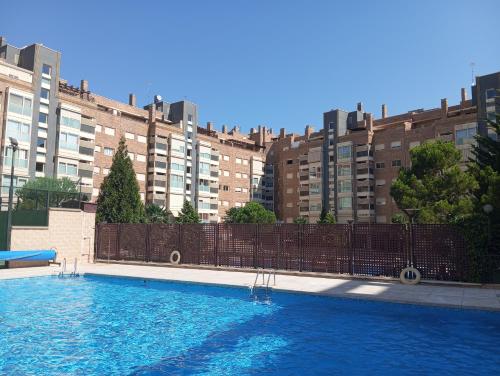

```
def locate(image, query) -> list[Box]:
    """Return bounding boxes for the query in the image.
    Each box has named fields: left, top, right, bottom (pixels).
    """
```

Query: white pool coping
left=2, top=264, right=500, bottom=312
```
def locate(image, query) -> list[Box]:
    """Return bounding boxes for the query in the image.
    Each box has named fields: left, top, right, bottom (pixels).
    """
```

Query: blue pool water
left=1, top=275, right=499, bottom=375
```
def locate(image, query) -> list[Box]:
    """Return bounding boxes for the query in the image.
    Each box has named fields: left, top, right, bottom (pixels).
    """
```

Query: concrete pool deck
left=1, top=263, right=500, bottom=311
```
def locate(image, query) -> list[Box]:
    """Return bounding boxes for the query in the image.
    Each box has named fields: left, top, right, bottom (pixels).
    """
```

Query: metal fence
left=95, top=223, right=470, bottom=281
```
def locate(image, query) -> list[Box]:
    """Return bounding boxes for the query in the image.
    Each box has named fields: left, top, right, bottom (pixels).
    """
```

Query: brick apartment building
left=0, top=37, right=498, bottom=223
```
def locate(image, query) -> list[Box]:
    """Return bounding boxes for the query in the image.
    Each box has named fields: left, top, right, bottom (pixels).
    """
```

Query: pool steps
left=250, top=268, right=276, bottom=301
left=56, top=258, right=80, bottom=278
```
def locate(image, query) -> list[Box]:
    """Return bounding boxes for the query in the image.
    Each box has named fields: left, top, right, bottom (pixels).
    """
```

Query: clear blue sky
left=2, top=0, right=499, bottom=134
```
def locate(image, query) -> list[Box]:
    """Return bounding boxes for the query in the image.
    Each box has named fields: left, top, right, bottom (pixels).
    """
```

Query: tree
left=96, top=137, right=144, bottom=223
left=224, top=201, right=276, bottom=224
left=144, top=203, right=174, bottom=224
left=15, top=177, right=79, bottom=209
left=317, top=207, right=336, bottom=224
left=390, top=140, right=477, bottom=224
left=391, top=213, right=408, bottom=224
left=293, top=216, right=308, bottom=224
left=176, top=200, right=201, bottom=224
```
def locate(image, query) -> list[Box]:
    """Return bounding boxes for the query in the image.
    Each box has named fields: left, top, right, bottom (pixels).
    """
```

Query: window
left=104, top=147, right=114, bottom=156
left=137, top=135, right=147, bottom=143
left=103, top=168, right=109, bottom=176
left=235, top=202, right=242, bottom=207
left=96, top=125, right=102, bottom=132
left=223, top=170, right=229, bottom=177
left=337, top=145, right=352, bottom=159
left=6, top=119, right=30, bottom=142
left=242, top=173, right=248, bottom=179
left=339, top=180, right=352, bottom=193
left=310, top=183, right=320, bottom=195
left=4, top=148, right=28, bottom=168
left=94, top=145, right=101, bottom=153
left=170, top=175, right=184, bottom=189
left=40, top=88, right=50, bottom=100
left=42, top=64, right=52, bottom=76
left=338, top=165, right=351, bottom=176
left=376, top=197, right=386, bottom=205
left=125, top=132, right=135, bottom=140
left=136, top=173, right=145, bottom=181
left=486, top=88, right=498, bottom=99
left=338, top=197, right=352, bottom=209
left=223, top=185, right=229, bottom=191
left=392, top=159, right=402, bottom=167
left=390, top=141, right=401, bottom=149
left=199, top=162, right=210, bottom=175
left=58, top=162, right=78, bottom=176
left=8, top=93, right=32, bottom=117
left=235, top=172, right=242, bottom=178
left=42, top=77, right=51, bottom=86
left=171, top=163, right=184, bottom=171
left=199, top=152, right=210, bottom=160
left=243, top=159, right=249, bottom=165
left=187, top=114, right=193, bottom=123
left=39, top=112, right=48, bottom=124
left=286, top=159, right=293, bottom=165
left=455, top=126, right=477, bottom=145
left=236, top=158, right=242, bottom=164
left=223, top=201, right=229, bottom=207
left=60, top=111, right=80, bottom=129
left=37, top=138, right=47, bottom=149
left=137, top=154, right=146, bottom=162
left=409, top=141, right=420, bottom=149
left=59, top=132, right=79, bottom=151
left=376, top=179, right=386, bottom=186
left=235, top=187, right=242, bottom=193
left=242, top=188, right=248, bottom=193
left=286, top=173, right=293, bottom=179
left=375, top=162, right=385, bottom=169
left=104, top=127, right=115, bottom=136
left=286, top=188, right=293, bottom=194
left=36, top=162, right=45, bottom=173
left=93, top=167, right=100, bottom=174
left=223, top=155, right=229, bottom=161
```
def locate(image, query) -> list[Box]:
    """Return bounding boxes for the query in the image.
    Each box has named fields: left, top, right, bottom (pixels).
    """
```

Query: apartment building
left=0, top=37, right=273, bottom=222
left=322, top=72, right=500, bottom=223
left=1, top=36, right=498, bottom=224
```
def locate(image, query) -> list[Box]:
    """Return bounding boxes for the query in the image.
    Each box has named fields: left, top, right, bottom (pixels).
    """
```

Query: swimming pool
left=1, top=275, right=499, bottom=375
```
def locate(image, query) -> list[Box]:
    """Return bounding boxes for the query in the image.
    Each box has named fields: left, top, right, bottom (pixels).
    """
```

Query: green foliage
left=317, top=208, right=336, bottom=224
left=472, top=113, right=500, bottom=172
left=176, top=200, right=201, bottom=224
left=144, top=204, right=174, bottom=224
left=390, top=141, right=477, bottom=224
left=96, top=137, right=144, bottom=223
left=391, top=213, right=408, bottom=224
left=224, top=201, right=276, bottom=224
left=293, top=216, right=308, bottom=224
left=15, top=177, right=79, bottom=209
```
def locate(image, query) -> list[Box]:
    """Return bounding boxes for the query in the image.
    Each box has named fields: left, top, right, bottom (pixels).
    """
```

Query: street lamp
left=6, top=137, right=18, bottom=251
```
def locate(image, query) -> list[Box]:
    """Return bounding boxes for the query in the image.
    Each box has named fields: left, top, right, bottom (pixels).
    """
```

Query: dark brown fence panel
left=412, top=224, right=469, bottom=281
left=352, top=224, right=407, bottom=278
left=180, top=224, right=216, bottom=265
left=217, top=224, right=257, bottom=268
left=257, top=225, right=281, bottom=269
left=278, top=224, right=301, bottom=271
left=301, top=224, right=350, bottom=273
left=96, top=224, right=118, bottom=260
left=118, top=224, right=148, bottom=261
left=149, top=224, right=179, bottom=262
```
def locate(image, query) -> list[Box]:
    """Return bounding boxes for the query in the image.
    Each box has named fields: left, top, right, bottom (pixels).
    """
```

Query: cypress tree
left=176, top=200, right=201, bottom=224
left=96, top=137, right=144, bottom=223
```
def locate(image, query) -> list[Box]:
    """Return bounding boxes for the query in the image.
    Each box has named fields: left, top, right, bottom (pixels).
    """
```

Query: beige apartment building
left=0, top=36, right=498, bottom=223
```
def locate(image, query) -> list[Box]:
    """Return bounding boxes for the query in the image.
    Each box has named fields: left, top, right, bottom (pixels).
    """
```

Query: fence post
left=299, top=224, right=303, bottom=272
left=178, top=224, right=182, bottom=260
left=253, top=224, right=258, bottom=269
left=214, top=223, right=218, bottom=267
left=348, top=222, right=354, bottom=275
left=94, top=223, right=100, bottom=262
left=116, top=224, right=121, bottom=260
left=145, top=224, right=150, bottom=263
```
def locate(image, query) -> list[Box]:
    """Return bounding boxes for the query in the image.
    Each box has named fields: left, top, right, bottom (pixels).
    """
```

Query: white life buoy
left=400, top=267, right=421, bottom=285
left=170, top=251, right=181, bottom=264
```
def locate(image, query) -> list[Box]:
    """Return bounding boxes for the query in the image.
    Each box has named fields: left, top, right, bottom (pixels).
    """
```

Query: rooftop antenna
left=470, top=62, right=475, bottom=85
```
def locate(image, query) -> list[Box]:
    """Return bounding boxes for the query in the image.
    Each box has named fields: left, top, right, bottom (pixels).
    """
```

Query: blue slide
left=0, top=250, right=57, bottom=262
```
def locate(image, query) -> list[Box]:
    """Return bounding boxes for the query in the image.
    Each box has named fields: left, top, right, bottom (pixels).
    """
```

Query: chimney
left=207, top=121, right=213, bottom=132
left=0, top=36, right=6, bottom=47
left=461, top=88, right=467, bottom=102
left=279, top=128, right=286, bottom=139
left=305, top=125, right=313, bottom=139
left=441, top=98, right=448, bottom=116
left=366, top=113, right=373, bottom=132
left=222, top=124, right=227, bottom=134
left=250, top=127, right=255, bottom=134
left=129, top=93, right=136, bottom=107
left=80, top=79, right=89, bottom=92
left=381, top=104, right=387, bottom=119
left=357, top=102, right=363, bottom=112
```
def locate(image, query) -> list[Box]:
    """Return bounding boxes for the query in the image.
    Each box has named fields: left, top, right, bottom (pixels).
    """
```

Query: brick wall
left=11, top=208, right=96, bottom=264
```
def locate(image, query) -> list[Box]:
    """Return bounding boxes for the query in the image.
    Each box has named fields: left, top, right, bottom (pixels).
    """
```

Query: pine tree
left=144, top=203, right=174, bottom=223
left=317, top=207, right=336, bottom=224
left=96, top=137, right=144, bottom=223
left=176, top=200, right=201, bottom=224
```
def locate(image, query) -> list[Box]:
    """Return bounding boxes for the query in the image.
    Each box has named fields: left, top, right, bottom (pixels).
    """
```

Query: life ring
left=400, top=267, right=421, bottom=285
left=169, top=251, right=181, bottom=264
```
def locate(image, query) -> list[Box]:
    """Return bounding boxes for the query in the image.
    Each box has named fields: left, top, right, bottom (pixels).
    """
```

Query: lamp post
left=6, top=137, right=18, bottom=251
left=403, top=208, right=420, bottom=268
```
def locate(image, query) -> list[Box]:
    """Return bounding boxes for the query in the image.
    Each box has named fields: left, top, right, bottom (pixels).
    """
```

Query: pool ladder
left=58, top=258, right=79, bottom=278
left=250, top=268, right=276, bottom=301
